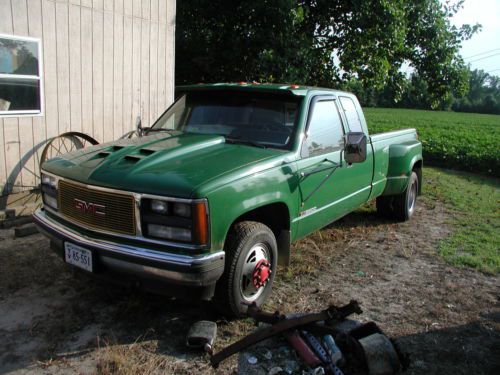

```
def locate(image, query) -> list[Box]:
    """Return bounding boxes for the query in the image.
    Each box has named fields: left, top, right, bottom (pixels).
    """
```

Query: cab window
left=339, top=96, right=363, bottom=132
left=303, top=99, right=344, bottom=157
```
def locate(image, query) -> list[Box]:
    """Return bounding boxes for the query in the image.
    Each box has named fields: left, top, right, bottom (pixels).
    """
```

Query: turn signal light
left=193, top=202, right=209, bottom=245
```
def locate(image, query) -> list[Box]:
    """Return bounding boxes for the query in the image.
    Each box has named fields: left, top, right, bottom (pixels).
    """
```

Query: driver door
left=295, top=96, right=356, bottom=238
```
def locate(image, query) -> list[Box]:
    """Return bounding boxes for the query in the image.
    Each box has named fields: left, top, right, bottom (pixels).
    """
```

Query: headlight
left=151, top=199, right=169, bottom=214
left=147, top=224, right=192, bottom=242
left=173, top=203, right=191, bottom=218
left=41, top=174, right=57, bottom=188
left=141, top=198, right=209, bottom=246
left=41, top=173, right=58, bottom=210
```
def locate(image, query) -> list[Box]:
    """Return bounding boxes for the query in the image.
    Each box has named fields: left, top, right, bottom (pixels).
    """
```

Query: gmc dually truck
left=34, top=83, right=422, bottom=317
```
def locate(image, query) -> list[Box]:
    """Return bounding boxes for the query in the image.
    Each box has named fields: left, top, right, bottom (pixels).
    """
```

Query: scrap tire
left=214, top=221, right=277, bottom=318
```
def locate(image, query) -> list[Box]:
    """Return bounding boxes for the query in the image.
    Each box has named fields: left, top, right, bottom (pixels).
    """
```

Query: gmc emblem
left=74, top=198, right=106, bottom=217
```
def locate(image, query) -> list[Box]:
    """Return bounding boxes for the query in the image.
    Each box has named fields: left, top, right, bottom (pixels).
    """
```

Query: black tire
left=214, top=221, right=278, bottom=318
left=392, top=171, right=419, bottom=221
left=376, top=171, right=419, bottom=221
left=376, top=195, right=394, bottom=218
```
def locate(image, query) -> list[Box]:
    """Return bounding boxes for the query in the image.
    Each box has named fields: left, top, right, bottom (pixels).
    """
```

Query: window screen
left=0, top=35, right=42, bottom=115
left=304, top=100, right=344, bottom=157
left=339, top=96, right=363, bottom=132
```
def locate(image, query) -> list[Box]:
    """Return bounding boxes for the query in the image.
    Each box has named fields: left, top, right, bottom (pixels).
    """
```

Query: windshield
left=149, top=91, right=302, bottom=148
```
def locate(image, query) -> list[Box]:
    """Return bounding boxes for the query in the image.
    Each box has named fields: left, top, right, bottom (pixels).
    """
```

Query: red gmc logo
left=74, top=198, right=106, bottom=217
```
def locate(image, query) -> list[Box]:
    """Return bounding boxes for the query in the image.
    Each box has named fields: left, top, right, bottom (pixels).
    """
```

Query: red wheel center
left=252, top=259, right=271, bottom=289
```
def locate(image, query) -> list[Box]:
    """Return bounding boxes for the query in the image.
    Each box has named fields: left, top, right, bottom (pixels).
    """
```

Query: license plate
left=64, top=242, right=93, bottom=272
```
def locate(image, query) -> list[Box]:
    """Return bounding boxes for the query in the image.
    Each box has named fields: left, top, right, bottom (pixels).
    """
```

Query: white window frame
left=0, top=33, right=44, bottom=117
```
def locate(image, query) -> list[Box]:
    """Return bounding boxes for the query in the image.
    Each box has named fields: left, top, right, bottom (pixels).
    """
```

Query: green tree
left=452, top=69, right=500, bottom=114
left=176, top=0, right=479, bottom=106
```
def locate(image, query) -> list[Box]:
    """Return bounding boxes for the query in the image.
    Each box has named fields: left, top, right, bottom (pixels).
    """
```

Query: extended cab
left=34, top=84, right=422, bottom=316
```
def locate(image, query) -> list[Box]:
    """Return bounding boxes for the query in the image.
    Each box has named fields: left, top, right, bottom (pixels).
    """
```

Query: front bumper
left=33, top=209, right=225, bottom=298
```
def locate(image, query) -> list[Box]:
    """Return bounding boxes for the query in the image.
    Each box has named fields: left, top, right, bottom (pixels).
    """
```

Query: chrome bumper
left=33, top=208, right=225, bottom=289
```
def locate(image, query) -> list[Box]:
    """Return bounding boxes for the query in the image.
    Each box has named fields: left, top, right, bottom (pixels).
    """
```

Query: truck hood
left=41, top=132, right=285, bottom=198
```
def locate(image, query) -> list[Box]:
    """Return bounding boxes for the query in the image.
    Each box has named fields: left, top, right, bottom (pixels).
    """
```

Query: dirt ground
left=0, top=197, right=498, bottom=375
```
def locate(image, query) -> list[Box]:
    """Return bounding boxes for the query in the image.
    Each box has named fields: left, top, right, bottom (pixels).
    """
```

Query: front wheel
left=214, top=221, right=277, bottom=318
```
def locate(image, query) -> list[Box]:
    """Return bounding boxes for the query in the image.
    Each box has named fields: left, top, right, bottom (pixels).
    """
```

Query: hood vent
left=89, top=145, right=127, bottom=161
left=139, top=148, right=156, bottom=156
left=123, top=155, right=143, bottom=163
left=119, top=148, right=157, bottom=164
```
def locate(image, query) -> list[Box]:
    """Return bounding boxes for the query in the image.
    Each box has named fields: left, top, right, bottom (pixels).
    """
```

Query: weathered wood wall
left=0, top=0, right=175, bottom=199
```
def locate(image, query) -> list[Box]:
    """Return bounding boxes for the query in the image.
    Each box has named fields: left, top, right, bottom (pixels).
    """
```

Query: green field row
left=365, top=108, right=500, bottom=177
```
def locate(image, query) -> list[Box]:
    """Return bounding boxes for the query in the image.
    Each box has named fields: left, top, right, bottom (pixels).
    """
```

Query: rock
left=303, top=367, right=325, bottom=375
left=248, top=355, right=258, bottom=365
left=283, top=359, right=300, bottom=374
left=263, top=349, right=273, bottom=360
left=268, top=366, right=283, bottom=375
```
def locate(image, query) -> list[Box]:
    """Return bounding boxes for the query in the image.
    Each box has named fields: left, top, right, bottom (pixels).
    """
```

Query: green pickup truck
left=34, top=83, right=422, bottom=316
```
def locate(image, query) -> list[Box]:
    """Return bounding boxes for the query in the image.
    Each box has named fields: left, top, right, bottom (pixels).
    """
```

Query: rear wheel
left=376, top=171, right=419, bottom=221
left=393, top=171, right=418, bottom=221
left=214, top=221, right=277, bottom=318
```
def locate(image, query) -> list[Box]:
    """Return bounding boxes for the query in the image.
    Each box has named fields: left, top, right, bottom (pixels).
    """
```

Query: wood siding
left=0, top=0, right=175, bottom=199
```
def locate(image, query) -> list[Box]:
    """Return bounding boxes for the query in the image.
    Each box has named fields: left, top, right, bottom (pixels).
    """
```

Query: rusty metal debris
left=210, top=300, right=361, bottom=368
left=186, top=320, right=217, bottom=354
left=210, top=301, right=405, bottom=375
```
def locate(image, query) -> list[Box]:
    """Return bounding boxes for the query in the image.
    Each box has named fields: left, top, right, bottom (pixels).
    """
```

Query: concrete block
left=14, top=223, right=39, bottom=238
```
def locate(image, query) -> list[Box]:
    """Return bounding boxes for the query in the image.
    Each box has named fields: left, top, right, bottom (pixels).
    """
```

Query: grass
left=365, top=108, right=500, bottom=177
left=424, top=167, right=499, bottom=274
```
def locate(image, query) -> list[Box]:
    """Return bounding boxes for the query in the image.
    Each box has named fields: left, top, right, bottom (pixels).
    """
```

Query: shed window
left=0, top=34, right=42, bottom=116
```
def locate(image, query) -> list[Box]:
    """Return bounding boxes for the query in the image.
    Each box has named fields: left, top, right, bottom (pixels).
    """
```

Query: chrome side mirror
left=345, top=132, right=367, bottom=164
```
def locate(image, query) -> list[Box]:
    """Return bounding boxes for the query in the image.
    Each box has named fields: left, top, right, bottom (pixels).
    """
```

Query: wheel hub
left=252, top=259, right=271, bottom=289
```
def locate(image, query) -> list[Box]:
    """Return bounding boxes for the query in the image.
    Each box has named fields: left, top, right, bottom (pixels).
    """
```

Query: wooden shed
left=0, top=0, right=176, bottom=216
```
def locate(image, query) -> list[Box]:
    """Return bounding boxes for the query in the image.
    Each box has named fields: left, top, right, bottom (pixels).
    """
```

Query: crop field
left=365, top=108, right=500, bottom=177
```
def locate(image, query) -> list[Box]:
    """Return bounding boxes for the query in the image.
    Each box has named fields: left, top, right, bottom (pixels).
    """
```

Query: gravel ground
left=0, top=197, right=498, bottom=374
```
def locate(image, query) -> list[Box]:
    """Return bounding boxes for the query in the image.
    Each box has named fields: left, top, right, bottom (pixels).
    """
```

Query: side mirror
left=345, top=132, right=367, bottom=164
left=135, top=115, right=143, bottom=136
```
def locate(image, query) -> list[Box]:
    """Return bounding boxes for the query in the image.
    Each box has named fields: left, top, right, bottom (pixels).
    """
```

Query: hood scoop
left=123, top=155, right=143, bottom=163
left=88, top=145, right=128, bottom=161
left=96, top=151, right=111, bottom=158
left=120, top=148, right=158, bottom=164
left=139, top=148, right=157, bottom=156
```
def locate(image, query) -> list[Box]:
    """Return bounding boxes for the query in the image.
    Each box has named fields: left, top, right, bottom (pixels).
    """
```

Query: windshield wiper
left=225, top=137, right=267, bottom=149
left=146, top=128, right=176, bottom=133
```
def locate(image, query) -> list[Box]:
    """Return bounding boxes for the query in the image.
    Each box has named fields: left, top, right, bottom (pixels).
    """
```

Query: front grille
left=59, top=180, right=136, bottom=235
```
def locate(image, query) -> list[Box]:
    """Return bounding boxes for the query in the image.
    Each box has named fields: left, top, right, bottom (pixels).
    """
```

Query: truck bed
left=369, top=128, right=422, bottom=200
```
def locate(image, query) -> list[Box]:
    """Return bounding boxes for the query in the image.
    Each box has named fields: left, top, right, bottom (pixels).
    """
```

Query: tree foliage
left=176, top=0, right=479, bottom=107
left=343, top=69, right=500, bottom=115
left=452, top=70, right=500, bottom=114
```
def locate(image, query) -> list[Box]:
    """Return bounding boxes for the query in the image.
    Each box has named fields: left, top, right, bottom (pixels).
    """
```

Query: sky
left=449, top=0, right=500, bottom=75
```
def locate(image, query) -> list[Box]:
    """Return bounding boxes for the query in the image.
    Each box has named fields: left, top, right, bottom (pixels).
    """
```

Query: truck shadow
left=324, top=206, right=397, bottom=231
left=393, top=318, right=500, bottom=375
